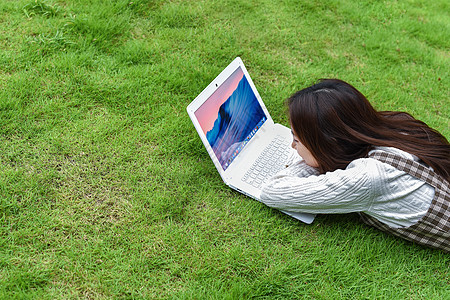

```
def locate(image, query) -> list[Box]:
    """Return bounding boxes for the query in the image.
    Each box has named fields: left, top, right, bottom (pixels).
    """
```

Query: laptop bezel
left=187, top=57, right=274, bottom=179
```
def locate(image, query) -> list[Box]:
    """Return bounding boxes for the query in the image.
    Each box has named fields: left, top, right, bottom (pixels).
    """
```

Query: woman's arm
left=260, top=158, right=376, bottom=214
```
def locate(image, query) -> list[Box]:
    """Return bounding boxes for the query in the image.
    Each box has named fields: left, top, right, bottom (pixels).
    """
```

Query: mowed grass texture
left=0, top=0, right=449, bottom=298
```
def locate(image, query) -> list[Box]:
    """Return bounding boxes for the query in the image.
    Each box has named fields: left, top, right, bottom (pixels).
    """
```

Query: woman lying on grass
left=260, top=79, right=450, bottom=252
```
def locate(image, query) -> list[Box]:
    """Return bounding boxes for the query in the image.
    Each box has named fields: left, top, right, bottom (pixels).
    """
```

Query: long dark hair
left=288, top=79, right=450, bottom=182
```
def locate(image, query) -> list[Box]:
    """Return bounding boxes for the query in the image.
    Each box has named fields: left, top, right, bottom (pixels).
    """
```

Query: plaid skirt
left=359, top=151, right=449, bottom=252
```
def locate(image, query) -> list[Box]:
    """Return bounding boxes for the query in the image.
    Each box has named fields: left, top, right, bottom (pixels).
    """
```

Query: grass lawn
left=0, top=0, right=449, bottom=298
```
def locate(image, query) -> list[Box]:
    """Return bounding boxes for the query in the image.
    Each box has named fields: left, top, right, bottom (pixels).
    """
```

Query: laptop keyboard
left=241, top=136, right=290, bottom=188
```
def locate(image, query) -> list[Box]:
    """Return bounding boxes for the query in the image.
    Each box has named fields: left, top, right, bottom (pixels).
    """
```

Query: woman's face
left=291, top=130, right=319, bottom=168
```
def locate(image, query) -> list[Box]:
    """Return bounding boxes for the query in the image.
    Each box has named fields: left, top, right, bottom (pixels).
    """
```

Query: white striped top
left=260, top=146, right=434, bottom=228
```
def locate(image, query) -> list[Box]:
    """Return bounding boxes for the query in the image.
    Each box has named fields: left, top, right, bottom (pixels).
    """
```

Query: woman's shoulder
left=368, top=146, right=420, bottom=162
left=346, top=146, right=420, bottom=179
left=349, top=146, right=427, bottom=187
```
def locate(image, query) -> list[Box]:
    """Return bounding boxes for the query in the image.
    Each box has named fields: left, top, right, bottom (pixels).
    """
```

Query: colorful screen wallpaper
left=195, top=67, right=266, bottom=170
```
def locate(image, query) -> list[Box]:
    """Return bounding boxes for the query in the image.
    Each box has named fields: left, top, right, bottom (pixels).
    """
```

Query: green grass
left=0, top=0, right=449, bottom=298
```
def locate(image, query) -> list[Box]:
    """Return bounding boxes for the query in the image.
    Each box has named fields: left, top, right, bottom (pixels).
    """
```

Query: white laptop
left=187, top=57, right=315, bottom=224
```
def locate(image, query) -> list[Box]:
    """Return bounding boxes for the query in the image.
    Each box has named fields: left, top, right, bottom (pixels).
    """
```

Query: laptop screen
left=194, top=67, right=267, bottom=171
